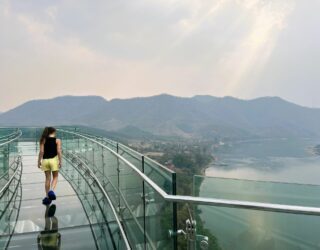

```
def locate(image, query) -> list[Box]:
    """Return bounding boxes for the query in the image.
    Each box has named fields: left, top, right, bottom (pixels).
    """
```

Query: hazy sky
left=0, top=0, right=319, bottom=111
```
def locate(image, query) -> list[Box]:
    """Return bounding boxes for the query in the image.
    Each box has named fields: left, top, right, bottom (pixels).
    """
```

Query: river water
left=205, top=137, right=320, bottom=185
left=199, top=138, right=320, bottom=250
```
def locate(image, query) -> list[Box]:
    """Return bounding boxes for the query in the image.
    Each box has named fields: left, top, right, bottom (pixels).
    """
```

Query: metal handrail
left=63, top=150, right=131, bottom=249
left=0, top=156, right=22, bottom=198
left=116, top=140, right=175, bottom=174
left=0, top=131, right=21, bottom=143
left=67, top=129, right=175, bottom=174
left=0, top=156, right=21, bottom=182
left=107, top=139, right=174, bottom=181
left=58, top=129, right=320, bottom=216
left=1, top=157, right=23, bottom=249
left=0, top=131, right=16, bottom=141
left=67, top=150, right=156, bottom=249
left=0, top=130, right=22, bottom=147
left=62, top=154, right=111, bottom=250
left=80, top=135, right=173, bottom=184
left=62, top=129, right=174, bottom=193
left=67, top=130, right=175, bottom=193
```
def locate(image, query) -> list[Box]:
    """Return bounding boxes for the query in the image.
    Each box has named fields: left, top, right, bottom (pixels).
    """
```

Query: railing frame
left=62, top=150, right=132, bottom=249
left=58, top=129, right=320, bottom=216
left=0, top=130, right=22, bottom=147
left=0, top=156, right=23, bottom=249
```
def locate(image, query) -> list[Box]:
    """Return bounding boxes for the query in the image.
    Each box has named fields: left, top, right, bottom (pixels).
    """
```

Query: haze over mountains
left=1, top=94, right=320, bottom=139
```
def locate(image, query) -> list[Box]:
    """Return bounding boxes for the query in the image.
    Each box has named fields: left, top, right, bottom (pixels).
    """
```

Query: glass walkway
left=1, top=127, right=320, bottom=250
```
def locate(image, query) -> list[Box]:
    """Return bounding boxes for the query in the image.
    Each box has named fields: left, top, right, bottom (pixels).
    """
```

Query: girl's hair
left=40, top=127, right=56, bottom=144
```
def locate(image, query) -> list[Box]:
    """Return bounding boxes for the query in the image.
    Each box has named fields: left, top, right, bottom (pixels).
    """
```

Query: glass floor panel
left=13, top=194, right=91, bottom=233
left=5, top=224, right=97, bottom=250
left=0, top=142, right=113, bottom=250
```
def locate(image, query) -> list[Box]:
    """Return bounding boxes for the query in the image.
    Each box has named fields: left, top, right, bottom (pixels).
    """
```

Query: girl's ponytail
left=40, top=127, right=56, bottom=144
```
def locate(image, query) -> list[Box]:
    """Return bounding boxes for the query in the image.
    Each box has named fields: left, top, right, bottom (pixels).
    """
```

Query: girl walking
left=38, top=127, right=62, bottom=205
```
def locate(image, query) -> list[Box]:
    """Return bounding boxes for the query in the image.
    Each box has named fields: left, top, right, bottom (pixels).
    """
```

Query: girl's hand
left=59, top=162, right=62, bottom=168
left=38, top=162, right=41, bottom=168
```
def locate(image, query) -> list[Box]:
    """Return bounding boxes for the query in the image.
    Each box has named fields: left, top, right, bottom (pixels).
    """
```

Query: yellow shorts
left=41, top=156, right=59, bottom=172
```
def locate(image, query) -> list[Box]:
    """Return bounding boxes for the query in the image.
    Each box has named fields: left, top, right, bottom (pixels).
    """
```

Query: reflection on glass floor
left=3, top=142, right=97, bottom=249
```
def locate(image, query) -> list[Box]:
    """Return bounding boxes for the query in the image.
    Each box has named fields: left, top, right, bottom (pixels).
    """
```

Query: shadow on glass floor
left=37, top=204, right=61, bottom=250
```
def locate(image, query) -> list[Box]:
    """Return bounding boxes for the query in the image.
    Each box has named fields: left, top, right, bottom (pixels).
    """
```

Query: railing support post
left=142, top=155, right=147, bottom=249
left=172, top=173, right=178, bottom=250
left=117, top=148, right=121, bottom=213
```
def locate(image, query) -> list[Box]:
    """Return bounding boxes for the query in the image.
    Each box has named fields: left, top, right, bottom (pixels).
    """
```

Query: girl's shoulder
left=56, top=138, right=61, bottom=144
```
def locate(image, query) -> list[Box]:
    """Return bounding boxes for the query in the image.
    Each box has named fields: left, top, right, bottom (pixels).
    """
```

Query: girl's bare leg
left=51, top=171, right=59, bottom=191
left=45, top=171, right=51, bottom=195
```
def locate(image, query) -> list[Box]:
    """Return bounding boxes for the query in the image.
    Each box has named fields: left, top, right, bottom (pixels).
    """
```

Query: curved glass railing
left=58, top=129, right=177, bottom=249
left=3, top=135, right=131, bottom=250
left=0, top=132, right=18, bottom=143
left=0, top=130, right=25, bottom=248
left=0, top=128, right=18, bottom=138
left=18, top=127, right=42, bottom=142
left=58, top=128, right=320, bottom=250
left=2, top=127, right=320, bottom=250
left=0, top=130, right=22, bottom=189
left=60, top=128, right=176, bottom=194
left=62, top=151, right=131, bottom=249
left=0, top=156, right=23, bottom=249
left=0, top=128, right=21, bottom=146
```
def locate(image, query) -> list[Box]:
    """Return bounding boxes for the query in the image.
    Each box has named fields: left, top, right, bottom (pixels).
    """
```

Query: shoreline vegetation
left=130, top=139, right=215, bottom=195
left=129, top=137, right=320, bottom=250
left=130, top=139, right=222, bottom=249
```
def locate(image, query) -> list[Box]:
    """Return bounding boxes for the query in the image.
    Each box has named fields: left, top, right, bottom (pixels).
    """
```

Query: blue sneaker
left=42, top=197, right=52, bottom=205
left=48, top=190, right=56, bottom=200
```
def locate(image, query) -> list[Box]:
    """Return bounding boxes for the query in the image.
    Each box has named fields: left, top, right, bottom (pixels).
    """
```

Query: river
left=205, top=137, right=320, bottom=185
left=199, top=137, right=320, bottom=250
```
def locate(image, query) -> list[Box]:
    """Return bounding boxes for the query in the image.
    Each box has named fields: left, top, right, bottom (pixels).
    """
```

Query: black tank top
left=43, top=137, right=58, bottom=159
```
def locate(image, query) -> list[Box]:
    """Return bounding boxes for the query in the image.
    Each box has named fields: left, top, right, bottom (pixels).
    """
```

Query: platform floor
left=5, top=142, right=97, bottom=250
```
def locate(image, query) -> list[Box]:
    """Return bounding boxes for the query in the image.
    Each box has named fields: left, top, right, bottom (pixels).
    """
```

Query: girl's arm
left=38, top=143, right=44, bottom=168
left=56, top=139, right=62, bottom=167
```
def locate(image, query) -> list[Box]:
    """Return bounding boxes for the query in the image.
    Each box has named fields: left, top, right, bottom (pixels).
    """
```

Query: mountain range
left=1, top=94, right=320, bottom=140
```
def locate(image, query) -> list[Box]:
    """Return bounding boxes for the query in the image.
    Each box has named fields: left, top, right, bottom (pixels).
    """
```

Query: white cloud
left=45, top=6, right=58, bottom=21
